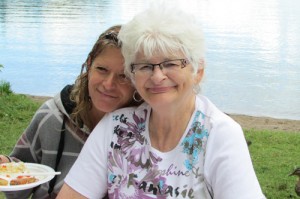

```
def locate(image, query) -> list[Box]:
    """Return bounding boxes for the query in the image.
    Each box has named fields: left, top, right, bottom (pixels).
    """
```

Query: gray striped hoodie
left=4, top=85, right=90, bottom=199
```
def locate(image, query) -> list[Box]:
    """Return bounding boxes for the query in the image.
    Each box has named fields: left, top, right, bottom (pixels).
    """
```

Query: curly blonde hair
left=70, top=25, right=123, bottom=129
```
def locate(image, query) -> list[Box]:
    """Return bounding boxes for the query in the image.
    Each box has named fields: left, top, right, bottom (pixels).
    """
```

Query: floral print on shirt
left=108, top=109, right=209, bottom=198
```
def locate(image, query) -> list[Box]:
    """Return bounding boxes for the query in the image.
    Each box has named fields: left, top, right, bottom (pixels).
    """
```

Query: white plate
left=0, top=163, right=56, bottom=191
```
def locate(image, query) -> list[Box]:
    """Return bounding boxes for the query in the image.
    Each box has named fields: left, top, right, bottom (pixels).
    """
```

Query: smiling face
left=88, top=47, right=134, bottom=113
left=132, top=51, right=204, bottom=110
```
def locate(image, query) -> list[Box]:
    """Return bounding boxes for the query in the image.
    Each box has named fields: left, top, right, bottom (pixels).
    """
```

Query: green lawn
left=0, top=93, right=299, bottom=198
left=0, top=94, right=42, bottom=155
left=245, top=129, right=299, bottom=198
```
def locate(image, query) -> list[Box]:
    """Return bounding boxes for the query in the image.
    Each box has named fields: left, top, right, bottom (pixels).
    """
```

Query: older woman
left=57, top=4, right=266, bottom=199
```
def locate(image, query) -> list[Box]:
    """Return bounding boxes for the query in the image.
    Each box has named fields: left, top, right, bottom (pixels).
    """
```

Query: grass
left=0, top=94, right=43, bottom=155
left=245, top=129, right=300, bottom=198
left=0, top=80, right=12, bottom=95
left=0, top=64, right=13, bottom=95
left=0, top=91, right=43, bottom=199
left=0, top=89, right=299, bottom=198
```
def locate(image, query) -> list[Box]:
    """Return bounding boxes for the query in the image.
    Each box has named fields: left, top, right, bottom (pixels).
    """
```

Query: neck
left=88, top=107, right=106, bottom=130
left=149, top=96, right=196, bottom=152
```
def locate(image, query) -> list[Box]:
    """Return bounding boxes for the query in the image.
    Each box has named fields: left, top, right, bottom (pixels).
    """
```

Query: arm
left=58, top=114, right=112, bottom=198
left=57, top=183, right=87, bottom=199
left=8, top=101, right=54, bottom=163
left=204, top=116, right=265, bottom=199
left=3, top=99, right=63, bottom=198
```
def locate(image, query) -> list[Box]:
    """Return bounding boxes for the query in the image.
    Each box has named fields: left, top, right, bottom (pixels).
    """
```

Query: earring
left=193, top=84, right=201, bottom=94
left=88, top=96, right=92, bottom=109
left=133, top=90, right=143, bottom=102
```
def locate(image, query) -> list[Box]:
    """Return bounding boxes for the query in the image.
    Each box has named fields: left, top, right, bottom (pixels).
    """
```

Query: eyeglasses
left=131, top=59, right=189, bottom=76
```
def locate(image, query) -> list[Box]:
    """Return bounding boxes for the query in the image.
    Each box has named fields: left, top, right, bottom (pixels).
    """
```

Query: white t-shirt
left=64, top=95, right=266, bottom=199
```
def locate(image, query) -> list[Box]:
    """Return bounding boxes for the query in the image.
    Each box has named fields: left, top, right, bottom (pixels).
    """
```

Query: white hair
left=118, top=2, right=205, bottom=84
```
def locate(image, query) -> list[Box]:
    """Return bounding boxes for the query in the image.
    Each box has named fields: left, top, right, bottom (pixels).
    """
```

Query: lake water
left=0, top=0, right=300, bottom=120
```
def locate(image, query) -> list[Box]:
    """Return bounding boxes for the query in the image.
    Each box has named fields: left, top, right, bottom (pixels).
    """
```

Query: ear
left=86, top=56, right=92, bottom=71
left=86, top=56, right=93, bottom=80
left=194, top=59, right=205, bottom=84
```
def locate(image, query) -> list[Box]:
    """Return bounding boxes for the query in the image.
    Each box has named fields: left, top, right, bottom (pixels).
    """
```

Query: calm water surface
left=0, top=0, right=300, bottom=120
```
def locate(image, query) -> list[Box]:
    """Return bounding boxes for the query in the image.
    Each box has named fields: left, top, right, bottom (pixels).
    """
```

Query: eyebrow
left=92, top=65, right=125, bottom=73
left=134, top=58, right=179, bottom=64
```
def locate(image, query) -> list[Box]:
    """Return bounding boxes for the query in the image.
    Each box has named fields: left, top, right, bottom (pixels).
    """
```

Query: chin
left=96, top=103, right=117, bottom=113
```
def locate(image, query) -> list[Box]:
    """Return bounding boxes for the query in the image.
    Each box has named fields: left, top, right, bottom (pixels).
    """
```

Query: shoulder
left=106, top=102, right=150, bottom=122
left=92, top=103, right=150, bottom=140
left=30, top=98, right=56, bottom=120
left=196, top=95, right=242, bottom=138
left=37, top=93, right=60, bottom=112
left=196, top=96, right=248, bottom=161
left=28, top=93, right=67, bottom=130
left=38, top=91, right=70, bottom=118
left=35, top=87, right=70, bottom=115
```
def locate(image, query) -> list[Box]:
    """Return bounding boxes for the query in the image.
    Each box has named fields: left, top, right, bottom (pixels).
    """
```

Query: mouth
left=148, top=86, right=173, bottom=93
left=99, top=90, right=118, bottom=99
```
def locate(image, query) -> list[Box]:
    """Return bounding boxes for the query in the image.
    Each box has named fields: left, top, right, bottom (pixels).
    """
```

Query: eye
left=138, top=64, right=153, bottom=71
left=163, top=61, right=180, bottom=68
left=95, top=66, right=108, bottom=74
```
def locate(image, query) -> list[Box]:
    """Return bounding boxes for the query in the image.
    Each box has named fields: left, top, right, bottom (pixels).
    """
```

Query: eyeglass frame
left=130, top=58, right=189, bottom=74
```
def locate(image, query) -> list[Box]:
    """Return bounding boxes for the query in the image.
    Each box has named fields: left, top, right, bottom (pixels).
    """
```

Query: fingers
left=0, top=155, right=10, bottom=164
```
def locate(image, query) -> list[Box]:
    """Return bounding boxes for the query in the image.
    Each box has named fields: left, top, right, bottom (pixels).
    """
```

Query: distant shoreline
left=24, top=94, right=300, bottom=133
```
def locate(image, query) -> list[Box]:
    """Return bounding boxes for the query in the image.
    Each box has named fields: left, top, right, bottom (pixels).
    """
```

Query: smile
left=99, top=90, right=118, bottom=99
left=148, top=86, right=173, bottom=93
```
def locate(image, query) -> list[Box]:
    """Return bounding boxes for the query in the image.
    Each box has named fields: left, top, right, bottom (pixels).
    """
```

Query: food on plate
left=0, top=162, right=38, bottom=186
left=0, top=178, right=8, bottom=186
left=0, top=162, right=27, bottom=174
left=10, top=176, right=38, bottom=185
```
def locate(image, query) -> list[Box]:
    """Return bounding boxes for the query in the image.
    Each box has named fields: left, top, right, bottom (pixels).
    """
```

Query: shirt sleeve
left=5, top=100, right=61, bottom=198
left=204, top=114, right=266, bottom=199
left=64, top=114, right=112, bottom=199
left=9, top=102, right=49, bottom=163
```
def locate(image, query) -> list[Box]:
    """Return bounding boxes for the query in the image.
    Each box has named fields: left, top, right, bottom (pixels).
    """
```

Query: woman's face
left=88, top=47, right=134, bottom=113
left=132, top=52, right=203, bottom=109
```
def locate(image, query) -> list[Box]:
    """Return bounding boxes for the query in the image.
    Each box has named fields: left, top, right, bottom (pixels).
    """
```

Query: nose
left=150, top=65, right=166, bottom=83
left=102, top=74, right=116, bottom=89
